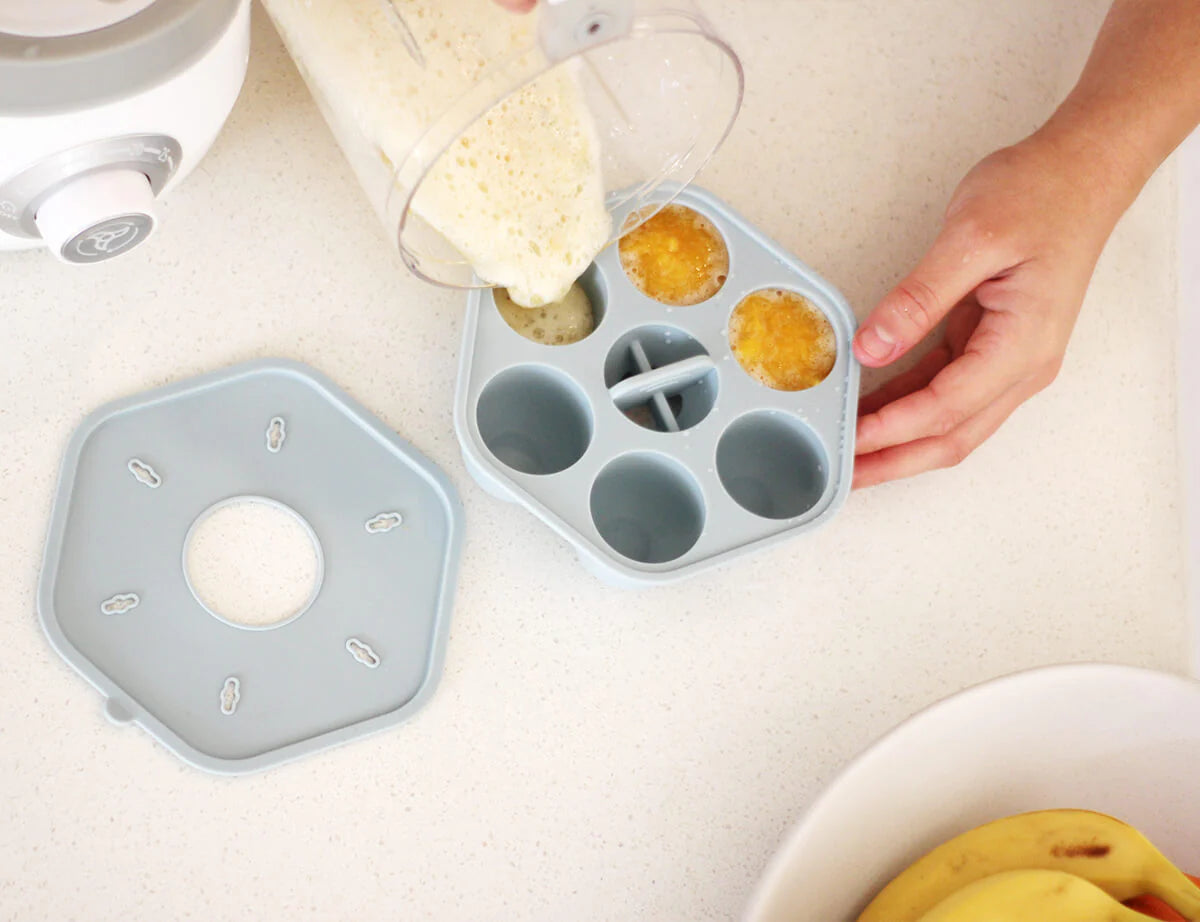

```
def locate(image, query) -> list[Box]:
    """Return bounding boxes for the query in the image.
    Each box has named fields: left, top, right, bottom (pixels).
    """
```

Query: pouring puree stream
left=262, top=0, right=610, bottom=307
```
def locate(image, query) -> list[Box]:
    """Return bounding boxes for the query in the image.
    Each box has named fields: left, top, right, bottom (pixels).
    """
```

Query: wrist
left=1033, top=96, right=1162, bottom=224
left=1036, top=87, right=1176, bottom=220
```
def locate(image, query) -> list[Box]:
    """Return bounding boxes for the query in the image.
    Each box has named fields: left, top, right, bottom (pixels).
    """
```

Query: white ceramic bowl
left=745, top=663, right=1200, bottom=922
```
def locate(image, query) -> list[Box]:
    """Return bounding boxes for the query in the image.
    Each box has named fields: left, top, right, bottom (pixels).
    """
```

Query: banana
left=913, top=869, right=1149, bottom=922
left=857, top=809, right=1200, bottom=922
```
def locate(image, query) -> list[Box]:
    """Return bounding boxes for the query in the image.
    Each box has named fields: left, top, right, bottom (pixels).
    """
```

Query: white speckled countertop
left=0, top=3, right=1192, bottom=920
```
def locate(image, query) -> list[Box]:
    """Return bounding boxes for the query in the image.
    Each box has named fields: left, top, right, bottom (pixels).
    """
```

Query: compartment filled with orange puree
left=618, top=204, right=729, bottom=305
left=729, top=288, right=837, bottom=391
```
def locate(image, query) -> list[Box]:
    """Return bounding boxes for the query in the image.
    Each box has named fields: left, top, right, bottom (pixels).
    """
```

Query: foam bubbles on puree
left=495, top=282, right=595, bottom=345
left=730, top=289, right=837, bottom=391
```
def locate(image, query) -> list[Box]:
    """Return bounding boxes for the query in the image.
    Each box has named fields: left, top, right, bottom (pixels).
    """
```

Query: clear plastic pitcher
left=260, top=0, right=743, bottom=306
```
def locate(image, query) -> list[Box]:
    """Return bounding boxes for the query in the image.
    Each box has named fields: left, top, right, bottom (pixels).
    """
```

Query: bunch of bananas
left=856, top=810, right=1200, bottom=922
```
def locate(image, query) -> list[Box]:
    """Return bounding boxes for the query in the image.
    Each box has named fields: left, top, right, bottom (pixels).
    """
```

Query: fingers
left=493, top=0, right=536, bottom=10
left=852, top=383, right=1032, bottom=489
left=853, top=217, right=1010, bottom=368
left=857, top=300, right=981, bottom=419
left=855, top=315, right=1020, bottom=456
left=857, top=344, right=952, bottom=417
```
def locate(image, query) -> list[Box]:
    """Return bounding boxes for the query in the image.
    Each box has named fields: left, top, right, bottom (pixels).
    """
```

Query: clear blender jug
left=260, top=0, right=743, bottom=305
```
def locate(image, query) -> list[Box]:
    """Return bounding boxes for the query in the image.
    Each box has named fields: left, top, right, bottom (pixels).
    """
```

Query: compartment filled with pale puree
left=495, top=282, right=595, bottom=345
left=260, top=0, right=611, bottom=307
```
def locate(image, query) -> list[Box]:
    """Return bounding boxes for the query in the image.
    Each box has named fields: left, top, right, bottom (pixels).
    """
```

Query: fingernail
left=854, top=325, right=897, bottom=363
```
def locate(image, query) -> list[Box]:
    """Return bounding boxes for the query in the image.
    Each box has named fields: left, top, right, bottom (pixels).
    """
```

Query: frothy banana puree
left=495, top=282, right=594, bottom=345
left=261, top=0, right=611, bottom=307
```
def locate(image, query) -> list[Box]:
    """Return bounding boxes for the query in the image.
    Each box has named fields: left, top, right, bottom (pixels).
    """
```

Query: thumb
left=853, top=219, right=1002, bottom=368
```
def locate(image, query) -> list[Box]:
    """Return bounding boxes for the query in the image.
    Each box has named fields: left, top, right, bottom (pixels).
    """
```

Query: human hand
left=493, top=0, right=535, bottom=11
left=851, top=130, right=1139, bottom=489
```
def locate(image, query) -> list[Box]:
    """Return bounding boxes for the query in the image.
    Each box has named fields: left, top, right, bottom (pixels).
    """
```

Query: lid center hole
left=184, top=497, right=322, bottom=630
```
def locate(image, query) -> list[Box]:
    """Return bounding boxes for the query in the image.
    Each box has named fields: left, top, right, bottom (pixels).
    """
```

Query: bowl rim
left=742, top=661, right=1200, bottom=922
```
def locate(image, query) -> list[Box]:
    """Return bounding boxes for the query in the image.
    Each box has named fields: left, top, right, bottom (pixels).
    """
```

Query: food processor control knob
left=34, top=169, right=159, bottom=265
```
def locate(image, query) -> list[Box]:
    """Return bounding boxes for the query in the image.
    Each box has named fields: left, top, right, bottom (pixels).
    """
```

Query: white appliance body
left=0, top=0, right=250, bottom=263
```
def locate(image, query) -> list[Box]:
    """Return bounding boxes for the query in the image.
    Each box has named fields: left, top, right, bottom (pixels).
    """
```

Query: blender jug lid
left=0, top=0, right=242, bottom=115
left=388, top=0, right=745, bottom=292
left=0, top=0, right=159, bottom=37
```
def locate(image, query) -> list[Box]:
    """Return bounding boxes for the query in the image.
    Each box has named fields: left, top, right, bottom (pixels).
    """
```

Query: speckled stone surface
left=0, top=2, right=1188, bottom=920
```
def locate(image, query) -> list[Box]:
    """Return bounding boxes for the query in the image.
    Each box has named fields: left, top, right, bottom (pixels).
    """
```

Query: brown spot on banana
left=1052, top=844, right=1112, bottom=858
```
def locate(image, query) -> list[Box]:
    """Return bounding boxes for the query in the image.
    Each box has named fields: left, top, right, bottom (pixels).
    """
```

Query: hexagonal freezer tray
left=38, top=359, right=464, bottom=774
left=455, top=185, right=860, bottom=587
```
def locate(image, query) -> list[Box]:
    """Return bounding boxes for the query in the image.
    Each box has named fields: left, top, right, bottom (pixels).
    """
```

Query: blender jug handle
left=538, top=0, right=634, bottom=63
